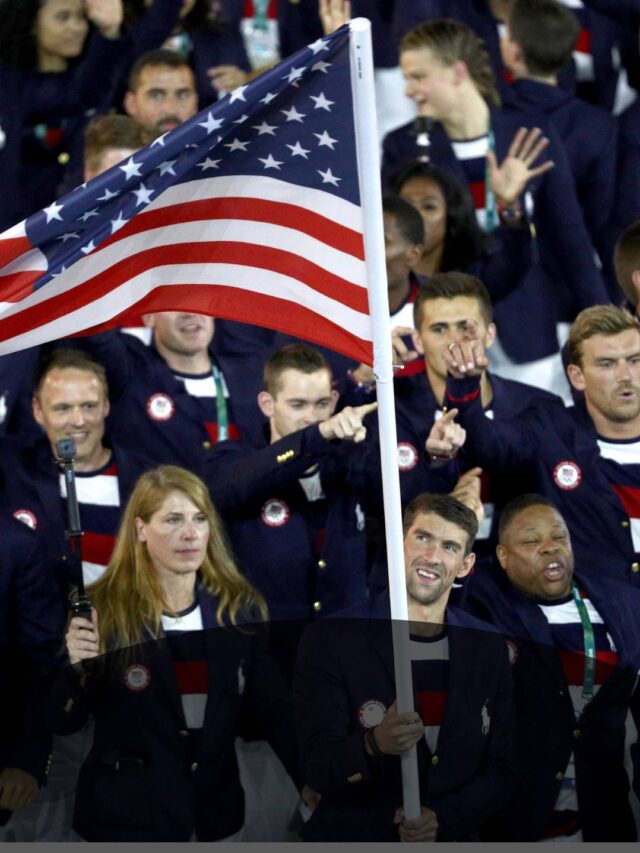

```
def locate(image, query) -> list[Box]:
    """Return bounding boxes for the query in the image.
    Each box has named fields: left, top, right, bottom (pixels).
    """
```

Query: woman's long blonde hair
left=400, top=19, right=501, bottom=107
left=87, top=466, right=268, bottom=651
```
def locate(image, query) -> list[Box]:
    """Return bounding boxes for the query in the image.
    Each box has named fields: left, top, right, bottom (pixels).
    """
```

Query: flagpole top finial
left=349, top=17, right=371, bottom=33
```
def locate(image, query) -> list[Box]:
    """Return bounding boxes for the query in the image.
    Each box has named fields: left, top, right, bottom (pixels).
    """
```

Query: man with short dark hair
left=614, top=220, right=640, bottom=313
left=294, top=492, right=515, bottom=841
left=206, top=343, right=378, bottom=627
left=432, top=304, right=640, bottom=585
left=463, top=494, right=640, bottom=840
left=124, top=49, right=198, bottom=135
left=386, top=272, right=562, bottom=555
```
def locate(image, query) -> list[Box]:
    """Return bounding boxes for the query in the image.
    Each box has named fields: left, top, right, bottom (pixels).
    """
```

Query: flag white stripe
left=0, top=220, right=27, bottom=241
left=0, top=263, right=372, bottom=354
left=152, top=174, right=363, bottom=231
left=0, top=247, right=48, bottom=276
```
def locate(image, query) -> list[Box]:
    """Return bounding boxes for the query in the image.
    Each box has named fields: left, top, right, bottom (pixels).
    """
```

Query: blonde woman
left=51, top=465, right=302, bottom=841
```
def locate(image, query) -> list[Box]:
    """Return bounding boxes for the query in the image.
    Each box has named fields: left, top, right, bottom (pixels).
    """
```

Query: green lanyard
left=570, top=582, right=596, bottom=703
left=484, top=125, right=498, bottom=233
left=211, top=362, right=229, bottom=442
left=251, top=0, right=270, bottom=29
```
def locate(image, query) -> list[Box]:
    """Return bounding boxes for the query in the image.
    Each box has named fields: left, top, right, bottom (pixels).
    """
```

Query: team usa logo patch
left=505, top=640, right=519, bottom=666
left=358, top=699, right=386, bottom=729
left=260, top=499, right=291, bottom=528
left=146, top=393, right=175, bottom=422
left=13, top=508, right=37, bottom=530
left=553, top=461, right=582, bottom=490
left=123, top=664, right=151, bottom=692
left=397, top=442, right=419, bottom=471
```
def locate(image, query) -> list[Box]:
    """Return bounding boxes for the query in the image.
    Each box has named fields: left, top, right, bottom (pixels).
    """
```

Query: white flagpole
left=348, top=17, right=421, bottom=820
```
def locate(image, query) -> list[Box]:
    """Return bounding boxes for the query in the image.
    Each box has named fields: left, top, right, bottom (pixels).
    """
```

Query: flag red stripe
left=82, top=531, right=116, bottom=566
left=82, top=284, right=373, bottom=364
left=0, top=270, right=42, bottom=302
left=0, top=236, right=32, bottom=268
left=108, top=196, right=365, bottom=260
left=0, top=242, right=368, bottom=339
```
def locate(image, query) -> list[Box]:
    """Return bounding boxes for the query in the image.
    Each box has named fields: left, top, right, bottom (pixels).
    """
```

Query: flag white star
left=224, top=138, right=250, bottom=152
left=234, top=114, right=249, bottom=124
left=97, top=187, right=118, bottom=202
left=281, top=106, right=306, bottom=123
left=197, top=157, right=221, bottom=170
left=56, top=232, right=79, bottom=242
left=157, top=160, right=177, bottom=176
left=151, top=133, right=168, bottom=147
left=199, top=113, right=225, bottom=134
left=312, top=60, right=331, bottom=73
left=314, top=130, right=338, bottom=149
left=229, top=85, right=248, bottom=103
left=309, top=38, right=330, bottom=54
left=120, top=157, right=142, bottom=180
left=258, top=154, right=283, bottom=170
left=44, top=200, right=64, bottom=223
left=79, top=208, right=99, bottom=222
left=284, top=66, right=306, bottom=84
left=287, top=141, right=310, bottom=158
left=310, top=92, right=334, bottom=111
left=81, top=240, right=96, bottom=255
left=110, top=212, right=128, bottom=233
left=50, top=265, right=66, bottom=278
left=260, top=92, right=277, bottom=105
left=132, top=183, right=154, bottom=206
left=318, top=167, right=341, bottom=186
left=253, top=121, right=277, bottom=136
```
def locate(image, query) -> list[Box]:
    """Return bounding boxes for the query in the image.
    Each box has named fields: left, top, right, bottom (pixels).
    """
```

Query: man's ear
left=406, top=243, right=424, bottom=269
left=566, top=364, right=585, bottom=392
left=258, top=391, right=274, bottom=418
left=32, top=395, right=44, bottom=428
left=485, top=322, right=497, bottom=349
left=123, top=90, right=136, bottom=119
left=496, top=543, right=508, bottom=571
left=142, top=314, right=155, bottom=329
left=457, top=552, right=476, bottom=579
left=631, top=269, right=640, bottom=307
left=452, top=59, right=469, bottom=86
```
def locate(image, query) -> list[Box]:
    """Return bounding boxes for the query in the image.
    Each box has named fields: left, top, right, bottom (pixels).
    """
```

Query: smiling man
left=294, top=493, right=515, bottom=841
left=464, top=494, right=640, bottom=841
left=2, top=350, right=151, bottom=590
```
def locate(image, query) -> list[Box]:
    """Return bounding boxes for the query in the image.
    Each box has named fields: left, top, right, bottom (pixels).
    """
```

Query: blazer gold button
left=179, top=730, right=189, bottom=737
left=632, top=562, right=640, bottom=573
left=318, top=559, right=327, bottom=569
left=555, top=771, right=564, bottom=781
left=621, top=519, right=630, bottom=527
left=191, top=762, right=199, bottom=771
left=313, top=601, right=322, bottom=612
left=202, top=441, right=212, bottom=449
left=431, top=755, right=439, bottom=766
left=573, top=728, right=581, bottom=739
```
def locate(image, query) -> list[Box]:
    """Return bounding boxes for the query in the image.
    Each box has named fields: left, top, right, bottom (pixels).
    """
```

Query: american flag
left=0, top=24, right=373, bottom=363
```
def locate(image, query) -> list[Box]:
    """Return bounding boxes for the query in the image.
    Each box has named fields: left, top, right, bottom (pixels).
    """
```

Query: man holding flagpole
left=294, top=492, right=516, bottom=841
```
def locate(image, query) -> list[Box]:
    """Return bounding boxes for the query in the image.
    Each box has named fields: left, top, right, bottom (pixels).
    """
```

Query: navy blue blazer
left=382, top=108, right=608, bottom=356
left=72, top=328, right=265, bottom=472
left=0, top=439, right=152, bottom=592
left=205, top=422, right=379, bottom=619
left=294, top=597, right=515, bottom=841
left=47, top=589, right=299, bottom=841
left=463, top=562, right=640, bottom=840
left=445, top=373, right=640, bottom=586
left=0, top=516, right=64, bottom=786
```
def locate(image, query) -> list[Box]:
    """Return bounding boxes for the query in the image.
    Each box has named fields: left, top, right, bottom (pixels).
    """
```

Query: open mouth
left=416, top=567, right=440, bottom=584
left=542, top=561, right=565, bottom=581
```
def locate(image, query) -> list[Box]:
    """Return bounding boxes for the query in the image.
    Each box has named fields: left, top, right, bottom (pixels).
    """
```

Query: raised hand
left=441, top=321, right=489, bottom=378
left=487, top=127, right=554, bottom=207
left=84, top=0, right=123, bottom=38
left=319, top=0, right=352, bottom=35
left=392, top=325, right=423, bottom=368
left=451, top=467, right=484, bottom=523
left=319, top=402, right=377, bottom=442
left=426, top=408, right=466, bottom=458
left=207, top=65, right=249, bottom=95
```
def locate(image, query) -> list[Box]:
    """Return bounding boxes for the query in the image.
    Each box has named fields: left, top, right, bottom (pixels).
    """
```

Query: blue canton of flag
left=0, top=23, right=372, bottom=364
